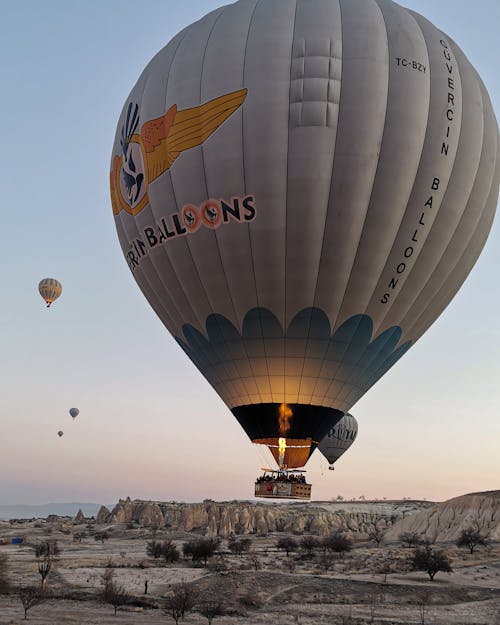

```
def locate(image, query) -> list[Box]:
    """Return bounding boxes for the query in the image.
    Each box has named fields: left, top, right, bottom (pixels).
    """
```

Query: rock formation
left=73, top=509, right=85, bottom=524
left=385, top=490, right=500, bottom=543
left=97, top=498, right=434, bottom=538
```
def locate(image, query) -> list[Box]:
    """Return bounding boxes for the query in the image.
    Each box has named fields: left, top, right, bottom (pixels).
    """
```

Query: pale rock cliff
left=385, top=490, right=500, bottom=543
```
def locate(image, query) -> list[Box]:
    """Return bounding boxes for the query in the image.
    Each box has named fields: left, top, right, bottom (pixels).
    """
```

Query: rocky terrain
left=0, top=491, right=498, bottom=624
left=95, top=497, right=434, bottom=538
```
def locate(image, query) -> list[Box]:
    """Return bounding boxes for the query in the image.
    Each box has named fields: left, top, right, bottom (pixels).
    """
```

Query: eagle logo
left=111, top=88, right=248, bottom=216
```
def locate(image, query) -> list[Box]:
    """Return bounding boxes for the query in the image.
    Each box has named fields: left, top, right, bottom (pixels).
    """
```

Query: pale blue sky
left=0, top=0, right=498, bottom=505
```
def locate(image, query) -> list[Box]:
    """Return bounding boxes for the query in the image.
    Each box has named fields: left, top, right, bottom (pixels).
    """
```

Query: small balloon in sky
left=69, top=408, right=79, bottom=420
left=57, top=431, right=64, bottom=438
left=38, top=278, right=62, bottom=308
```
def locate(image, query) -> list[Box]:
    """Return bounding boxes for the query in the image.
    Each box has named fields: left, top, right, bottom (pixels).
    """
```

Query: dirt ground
left=0, top=520, right=499, bottom=624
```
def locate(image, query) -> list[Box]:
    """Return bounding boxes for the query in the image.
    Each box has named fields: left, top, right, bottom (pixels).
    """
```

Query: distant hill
left=0, top=502, right=106, bottom=520
left=385, top=490, right=500, bottom=542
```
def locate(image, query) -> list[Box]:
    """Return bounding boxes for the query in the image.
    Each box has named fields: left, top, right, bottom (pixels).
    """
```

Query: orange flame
left=278, top=403, right=293, bottom=436
left=278, top=437, right=287, bottom=468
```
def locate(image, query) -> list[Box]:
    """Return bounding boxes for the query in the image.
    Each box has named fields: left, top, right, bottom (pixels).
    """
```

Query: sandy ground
left=0, top=520, right=499, bottom=624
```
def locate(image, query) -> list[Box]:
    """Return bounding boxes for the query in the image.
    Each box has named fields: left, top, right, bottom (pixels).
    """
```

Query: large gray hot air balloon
left=318, top=413, right=358, bottom=471
left=111, top=0, right=499, bottom=471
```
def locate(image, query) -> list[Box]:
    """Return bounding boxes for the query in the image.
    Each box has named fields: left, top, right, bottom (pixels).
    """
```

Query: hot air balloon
left=318, top=413, right=358, bottom=471
left=57, top=431, right=64, bottom=438
left=38, top=278, right=62, bottom=308
left=111, top=0, right=499, bottom=498
left=69, top=408, right=79, bottom=420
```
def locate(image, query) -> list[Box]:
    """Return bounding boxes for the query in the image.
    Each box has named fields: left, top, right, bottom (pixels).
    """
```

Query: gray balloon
left=69, top=408, right=79, bottom=419
left=111, top=0, right=499, bottom=462
left=318, top=413, right=358, bottom=470
left=57, top=431, right=64, bottom=438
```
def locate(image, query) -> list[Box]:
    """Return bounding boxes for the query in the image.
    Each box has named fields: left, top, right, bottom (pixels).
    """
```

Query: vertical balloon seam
left=163, top=12, right=236, bottom=355
left=138, top=59, right=191, bottom=331
left=407, top=149, right=499, bottom=343
left=323, top=0, right=391, bottom=340
left=115, top=67, right=180, bottom=332
left=309, top=0, right=388, bottom=404
left=316, top=0, right=427, bottom=407
left=145, top=29, right=209, bottom=333
left=239, top=0, right=270, bottom=406
left=197, top=5, right=266, bottom=407
left=367, top=11, right=459, bottom=339
left=379, top=39, right=483, bottom=335
left=283, top=0, right=300, bottom=404
left=337, top=0, right=428, bottom=339
left=401, top=77, right=498, bottom=340
left=400, top=61, right=496, bottom=336
left=296, top=0, right=344, bottom=407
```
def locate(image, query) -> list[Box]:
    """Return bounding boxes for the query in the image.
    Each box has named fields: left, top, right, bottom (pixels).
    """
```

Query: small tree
left=32, top=541, right=60, bottom=559
left=324, top=531, right=353, bottom=557
left=164, top=584, right=197, bottom=623
left=162, top=540, right=180, bottom=564
left=147, top=540, right=164, bottom=560
left=410, top=545, right=452, bottom=581
left=199, top=599, right=225, bottom=625
left=183, top=539, right=218, bottom=566
left=19, top=586, right=45, bottom=620
left=367, top=525, right=385, bottom=547
left=37, top=557, right=52, bottom=588
left=0, top=553, right=10, bottom=594
left=102, top=569, right=130, bottom=615
left=276, top=536, right=297, bottom=557
left=95, top=532, right=109, bottom=544
left=228, top=537, right=252, bottom=556
left=300, top=536, right=318, bottom=558
left=456, top=527, right=489, bottom=554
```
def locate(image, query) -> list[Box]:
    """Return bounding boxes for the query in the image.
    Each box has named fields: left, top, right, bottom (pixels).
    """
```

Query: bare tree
left=0, top=553, right=10, bottom=594
left=300, top=536, right=318, bottom=558
left=410, top=546, right=452, bottom=581
left=323, top=531, right=353, bottom=557
left=19, top=586, right=45, bottom=620
left=199, top=599, right=225, bottom=624
left=456, top=527, right=489, bottom=554
left=276, top=536, right=297, bottom=557
left=102, top=569, right=130, bottom=615
left=32, top=541, right=60, bottom=558
left=367, top=524, right=385, bottom=547
left=417, top=590, right=431, bottom=625
left=37, top=557, right=52, bottom=588
left=183, top=539, right=219, bottom=566
left=164, top=584, right=197, bottom=623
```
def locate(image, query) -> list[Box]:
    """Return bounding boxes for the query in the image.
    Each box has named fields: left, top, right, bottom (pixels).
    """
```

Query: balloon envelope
left=57, top=431, right=64, bottom=438
left=111, top=0, right=499, bottom=467
left=38, top=278, right=62, bottom=307
left=69, top=408, right=79, bottom=419
left=318, top=413, right=358, bottom=469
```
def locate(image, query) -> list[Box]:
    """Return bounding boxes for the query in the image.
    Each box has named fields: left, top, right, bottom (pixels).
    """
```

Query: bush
left=323, top=531, right=353, bottom=556
left=183, top=538, right=219, bottom=566
left=238, top=591, right=263, bottom=608
left=399, top=532, right=425, bottom=548
left=276, top=536, right=297, bottom=556
left=456, top=527, right=489, bottom=554
left=228, top=537, right=252, bottom=556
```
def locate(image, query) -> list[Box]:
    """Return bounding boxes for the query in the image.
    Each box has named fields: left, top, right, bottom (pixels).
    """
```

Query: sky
left=0, top=0, right=498, bottom=506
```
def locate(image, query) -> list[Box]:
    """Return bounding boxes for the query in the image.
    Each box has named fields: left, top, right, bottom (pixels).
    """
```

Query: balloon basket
left=254, top=469, right=311, bottom=500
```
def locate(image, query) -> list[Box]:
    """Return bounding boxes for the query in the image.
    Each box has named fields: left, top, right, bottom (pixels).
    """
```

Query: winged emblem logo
left=111, top=88, right=248, bottom=216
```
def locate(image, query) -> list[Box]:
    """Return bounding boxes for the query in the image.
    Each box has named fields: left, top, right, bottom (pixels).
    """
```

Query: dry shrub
left=238, top=591, right=263, bottom=608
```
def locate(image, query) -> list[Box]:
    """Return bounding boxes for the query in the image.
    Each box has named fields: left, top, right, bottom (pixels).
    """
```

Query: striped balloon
left=38, top=278, right=62, bottom=308
left=111, top=0, right=499, bottom=468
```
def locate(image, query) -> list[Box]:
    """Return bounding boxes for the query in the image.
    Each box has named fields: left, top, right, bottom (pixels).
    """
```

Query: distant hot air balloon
left=38, top=278, right=62, bottom=308
left=318, top=413, right=358, bottom=471
left=111, top=0, right=499, bottom=481
left=69, top=408, right=79, bottom=420
left=57, top=431, right=64, bottom=438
